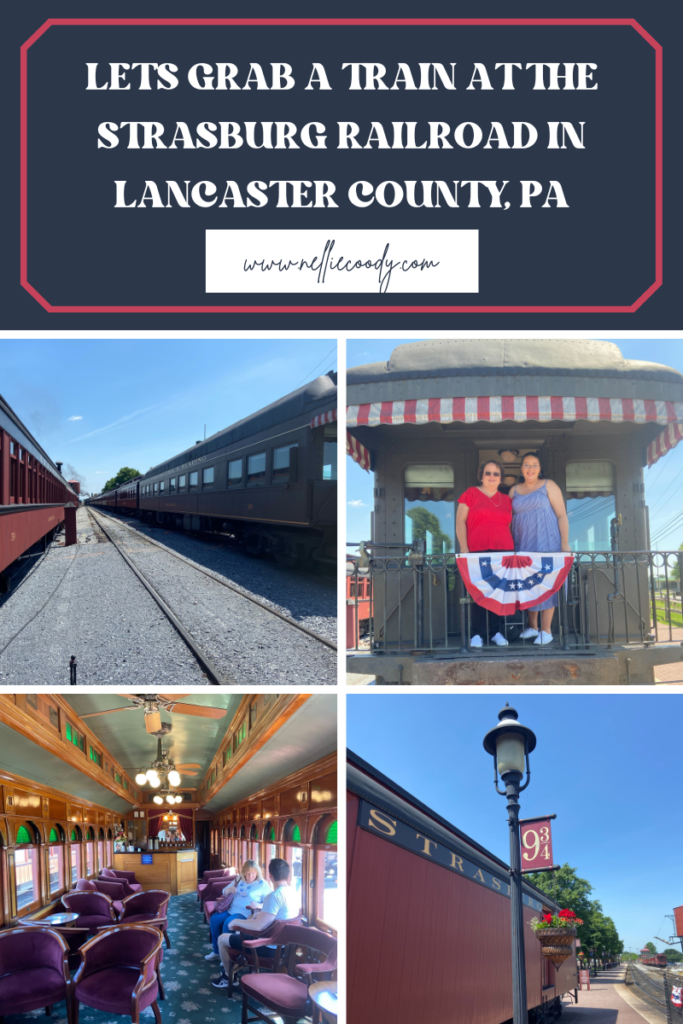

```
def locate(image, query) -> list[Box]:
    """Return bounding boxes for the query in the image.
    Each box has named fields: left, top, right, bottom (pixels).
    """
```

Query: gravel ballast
left=0, top=509, right=337, bottom=685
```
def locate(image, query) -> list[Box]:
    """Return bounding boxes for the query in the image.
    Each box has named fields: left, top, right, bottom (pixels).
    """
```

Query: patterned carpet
left=6, top=893, right=289, bottom=1024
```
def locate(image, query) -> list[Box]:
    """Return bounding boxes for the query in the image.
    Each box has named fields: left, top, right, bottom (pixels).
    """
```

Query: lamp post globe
left=483, top=704, right=537, bottom=1024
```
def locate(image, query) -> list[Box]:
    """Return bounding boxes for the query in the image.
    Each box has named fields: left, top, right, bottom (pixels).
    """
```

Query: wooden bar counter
left=113, top=848, right=197, bottom=895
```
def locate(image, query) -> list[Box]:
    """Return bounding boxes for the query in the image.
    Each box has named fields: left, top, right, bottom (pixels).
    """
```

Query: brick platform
left=562, top=967, right=665, bottom=1024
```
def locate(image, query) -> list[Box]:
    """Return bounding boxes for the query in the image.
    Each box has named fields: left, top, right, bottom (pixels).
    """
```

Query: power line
left=294, top=345, right=337, bottom=390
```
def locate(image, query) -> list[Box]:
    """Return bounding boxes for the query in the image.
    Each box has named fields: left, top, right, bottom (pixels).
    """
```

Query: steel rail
left=90, top=508, right=337, bottom=652
left=87, top=509, right=229, bottom=685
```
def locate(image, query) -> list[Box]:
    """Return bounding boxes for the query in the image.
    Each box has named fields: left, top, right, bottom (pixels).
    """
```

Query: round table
left=42, top=912, right=79, bottom=927
left=309, top=981, right=337, bottom=1024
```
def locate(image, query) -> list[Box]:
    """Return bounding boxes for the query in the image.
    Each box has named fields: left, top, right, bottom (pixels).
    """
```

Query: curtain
left=178, top=813, right=193, bottom=845
left=147, top=812, right=164, bottom=839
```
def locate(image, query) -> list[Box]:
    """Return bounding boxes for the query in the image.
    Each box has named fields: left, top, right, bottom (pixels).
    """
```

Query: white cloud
left=348, top=499, right=367, bottom=507
left=67, top=415, right=83, bottom=421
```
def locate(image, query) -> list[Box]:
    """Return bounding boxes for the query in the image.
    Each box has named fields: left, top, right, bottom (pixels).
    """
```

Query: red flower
left=559, top=909, right=575, bottom=918
left=542, top=914, right=553, bottom=924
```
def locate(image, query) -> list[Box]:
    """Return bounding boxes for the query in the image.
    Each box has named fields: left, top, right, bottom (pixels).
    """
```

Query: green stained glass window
left=292, top=824, right=301, bottom=843
left=123, top=779, right=129, bottom=791
left=268, top=824, right=276, bottom=841
left=16, top=826, right=32, bottom=844
left=115, top=772, right=121, bottom=785
left=70, top=829, right=77, bottom=841
left=326, top=820, right=337, bottom=844
left=66, top=723, right=72, bottom=741
left=49, top=827, right=58, bottom=842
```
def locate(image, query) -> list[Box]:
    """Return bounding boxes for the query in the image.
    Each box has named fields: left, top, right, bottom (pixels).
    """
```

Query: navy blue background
left=1, top=0, right=680, bottom=329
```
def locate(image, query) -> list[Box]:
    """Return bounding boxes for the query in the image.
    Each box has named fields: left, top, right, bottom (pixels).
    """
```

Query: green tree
left=644, top=942, right=658, bottom=954
left=103, top=467, right=141, bottom=493
left=621, top=952, right=639, bottom=961
left=406, top=507, right=453, bottom=554
left=524, top=863, right=623, bottom=955
left=672, top=542, right=683, bottom=580
left=664, top=949, right=683, bottom=962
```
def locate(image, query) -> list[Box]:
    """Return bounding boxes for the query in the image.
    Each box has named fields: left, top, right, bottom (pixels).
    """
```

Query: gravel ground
left=0, top=509, right=336, bottom=685
left=96, top=508, right=337, bottom=643
left=0, top=511, right=208, bottom=685
left=90, top=510, right=337, bottom=685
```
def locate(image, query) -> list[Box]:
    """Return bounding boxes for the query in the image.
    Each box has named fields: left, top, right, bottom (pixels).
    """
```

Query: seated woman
left=205, top=859, right=272, bottom=961
left=456, top=460, right=514, bottom=648
left=212, top=857, right=300, bottom=988
left=510, top=451, right=570, bottom=645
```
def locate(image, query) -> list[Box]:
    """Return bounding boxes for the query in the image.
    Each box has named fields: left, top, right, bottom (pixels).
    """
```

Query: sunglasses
left=484, top=471, right=501, bottom=477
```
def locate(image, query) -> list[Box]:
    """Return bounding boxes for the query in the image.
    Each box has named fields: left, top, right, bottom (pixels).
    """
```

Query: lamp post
left=484, top=703, right=537, bottom=1024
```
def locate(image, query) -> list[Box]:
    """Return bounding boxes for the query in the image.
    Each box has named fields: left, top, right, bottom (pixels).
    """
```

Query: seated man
left=212, top=857, right=299, bottom=989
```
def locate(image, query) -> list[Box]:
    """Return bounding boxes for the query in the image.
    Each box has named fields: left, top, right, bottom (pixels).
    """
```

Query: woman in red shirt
left=456, top=460, right=514, bottom=648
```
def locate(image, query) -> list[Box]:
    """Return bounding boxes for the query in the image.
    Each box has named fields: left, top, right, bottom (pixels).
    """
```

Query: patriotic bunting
left=346, top=431, right=372, bottom=471
left=456, top=552, right=574, bottom=616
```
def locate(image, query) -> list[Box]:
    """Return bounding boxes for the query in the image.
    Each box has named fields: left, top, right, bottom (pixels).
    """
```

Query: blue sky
left=348, top=693, right=682, bottom=956
left=347, top=339, right=683, bottom=552
left=0, top=339, right=336, bottom=495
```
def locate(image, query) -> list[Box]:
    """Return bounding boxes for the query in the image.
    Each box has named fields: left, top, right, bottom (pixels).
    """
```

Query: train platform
left=562, top=966, right=666, bottom=1024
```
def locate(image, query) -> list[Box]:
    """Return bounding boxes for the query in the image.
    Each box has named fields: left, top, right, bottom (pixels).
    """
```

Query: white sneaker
left=470, top=634, right=483, bottom=648
left=519, top=627, right=539, bottom=640
left=491, top=632, right=509, bottom=646
left=205, top=951, right=219, bottom=961
left=534, top=631, right=553, bottom=645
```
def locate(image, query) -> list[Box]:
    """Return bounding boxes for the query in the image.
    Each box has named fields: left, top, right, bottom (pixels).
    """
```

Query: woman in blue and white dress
left=510, top=453, right=570, bottom=646
left=205, top=860, right=272, bottom=960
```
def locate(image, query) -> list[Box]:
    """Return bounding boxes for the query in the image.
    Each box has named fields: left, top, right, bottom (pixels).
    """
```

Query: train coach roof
left=141, top=372, right=337, bottom=480
left=0, top=392, right=78, bottom=495
left=347, top=749, right=554, bottom=910
left=348, top=340, right=683, bottom=392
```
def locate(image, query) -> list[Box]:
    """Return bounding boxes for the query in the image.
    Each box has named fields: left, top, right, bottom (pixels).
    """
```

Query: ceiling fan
left=78, top=694, right=228, bottom=734
left=135, top=737, right=202, bottom=800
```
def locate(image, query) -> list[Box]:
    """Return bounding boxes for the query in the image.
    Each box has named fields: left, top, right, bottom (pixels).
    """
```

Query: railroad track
left=88, top=508, right=337, bottom=683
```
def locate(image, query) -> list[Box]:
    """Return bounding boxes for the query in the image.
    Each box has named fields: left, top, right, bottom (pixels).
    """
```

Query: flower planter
left=534, top=927, right=577, bottom=966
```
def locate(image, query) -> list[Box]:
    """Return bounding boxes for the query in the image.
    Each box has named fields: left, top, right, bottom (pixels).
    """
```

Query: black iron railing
left=346, top=543, right=683, bottom=655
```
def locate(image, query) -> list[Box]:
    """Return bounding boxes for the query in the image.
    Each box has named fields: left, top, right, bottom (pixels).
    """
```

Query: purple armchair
left=203, top=876, right=239, bottom=923
left=0, top=927, right=73, bottom=1023
left=76, top=878, right=127, bottom=916
left=62, top=890, right=118, bottom=932
left=101, top=867, right=142, bottom=894
left=197, top=867, right=234, bottom=902
left=74, top=924, right=162, bottom=1024
left=222, top=916, right=303, bottom=998
left=239, top=925, right=337, bottom=1024
left=117, top=890, right=171, bottom=949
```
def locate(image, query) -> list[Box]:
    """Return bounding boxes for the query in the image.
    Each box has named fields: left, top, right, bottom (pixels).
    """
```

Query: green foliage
left=524, top=863, right=624, bottom=956
left=644, top=942, right=658, bottom=954
left=664, top=949, right=683, bottom=962
left=103, top=467, right=141, bottom=493
left=621, top=952, right=639, bottom=961
left=672, top=542, right=683, bottom=580
left=406, top=507, right=453, bottom=553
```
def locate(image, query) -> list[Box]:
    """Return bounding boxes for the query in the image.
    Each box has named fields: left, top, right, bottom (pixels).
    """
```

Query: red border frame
left=20, top=18, right=663, bottom=314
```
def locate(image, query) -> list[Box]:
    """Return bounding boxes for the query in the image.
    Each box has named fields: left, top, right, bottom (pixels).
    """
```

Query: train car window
left=566, top=460, right=616, bottom=552
left=13, top=823, right=41, bottom=914
left=179, top=475, right=186, bottom=489
left=159, top=481, right=165, bottom=494
left=170, top=478, right=176, bottom=493
left=404, top=465, right=455, bottom=554
left=273, top=444, right=298, bottom=484
left=153, top=483, right=158, bottom=495
left=323, top=431, right=337, bottom=481
left=48, top=829, right=65, bottom=896
left=247, top=452, right=266, bottom=486
left=189, top=471, right=199, bottom=490
left=228, top=459, right=243, bottom=488
left=203, top=467, right=215, bottom=487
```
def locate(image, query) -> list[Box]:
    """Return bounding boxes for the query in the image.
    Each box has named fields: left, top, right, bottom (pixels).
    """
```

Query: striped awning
left=310, top=409, right=337, bottom=429
left=346, top=396, right=683, bottom=467
left=346, top=431, right=371, bottom=471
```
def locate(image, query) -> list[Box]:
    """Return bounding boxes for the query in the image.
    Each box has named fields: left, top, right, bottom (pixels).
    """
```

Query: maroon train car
left=348, top=751, right=578, bottom=1024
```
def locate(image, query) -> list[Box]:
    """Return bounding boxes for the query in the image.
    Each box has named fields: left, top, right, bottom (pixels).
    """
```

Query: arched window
left=12, top=821, right=41, bottom=915
left=95, top=828, right=104, bottom=874
left=46, top=824, right=66, bottom=897
left=69, top=826, right=83, bottom=886
left=106, top=829, right=113, bottom=868
left=262, top=821, right=278, bottom=871
left=282, top=819, right=304, bottom=914
left=84, top=827, right=95, bottom=877
left=312, top=816, right=338, bottom=932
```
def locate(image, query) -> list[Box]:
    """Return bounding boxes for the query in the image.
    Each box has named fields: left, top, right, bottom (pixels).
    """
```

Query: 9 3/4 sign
left=520, top=817, right=554, bottom=870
